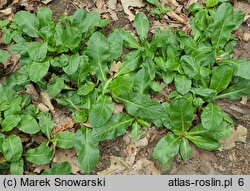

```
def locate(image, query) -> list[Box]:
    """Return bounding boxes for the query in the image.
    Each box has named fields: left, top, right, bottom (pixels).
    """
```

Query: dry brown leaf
left=37, top=103, right=50, bottom=112
left=0, top=0, right=7, bottom=9
left=107, top=0, right=117, bottom=10
left=219, top=125, right=248, bottom=150
left=53, top=149, right=81, bottom=174
left=33, top=164, right=50, bottom=174
left=109, top=61, right=122, bottom=76
left=41, top=90, right=54, bottom=112
left=31, top=134, right=48, bottom=144
left=94, top=0, right=106, bottom=13
left=52, top=109, right=75, bottom=134
left=113, top=103, right=124, bottom=114
left=42, top=0, right=54, bottom=5
left=107, top=8, right=118, bottom=20
left=120, top=0, right=145, bottom=21
left=25, top=84, right=39, bottom=102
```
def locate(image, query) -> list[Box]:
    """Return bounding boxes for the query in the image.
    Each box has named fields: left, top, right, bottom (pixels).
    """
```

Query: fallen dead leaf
left=109, top=61, right=122, bottom=76
left=42, top=0, right=54, bottom=5
left=219, top=125, right=248, bottom=150
left=25, top=84, right=39, bottom=102
left=120, top=0, right=145, bottom=21
left=107, top=0, right=117, bottom=10
left=41, top=90, right=54, bottom=112
left=53, top=149, right=80, bottom=174
left=113, top=103, right=124, bottom=114
left=33, top=164, right=50, bottom=174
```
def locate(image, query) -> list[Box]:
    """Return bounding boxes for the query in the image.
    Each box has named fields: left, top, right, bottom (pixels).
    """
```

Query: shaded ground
left=0, top=0, right=250, bottom=175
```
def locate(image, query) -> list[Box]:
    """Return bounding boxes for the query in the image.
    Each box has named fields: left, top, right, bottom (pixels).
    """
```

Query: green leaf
left=134, top=13, right=149, bottom=41
left=110, top=74, right=134, bottom=96
left=180, top=138, right=192, bottom=161
left=210, top=64, right=233, bottom=93
left=212, top=3, right=244, bottom=50
left=181, top=55, right=200, bottom=79
left=153, top=133, right=181, bottom=165
left=201, top=103, right=223, bottom=130
left=0, top=50, right=9, bottom=62
left=186, top=135, right=220, bottom=151
left=52, top=131, right=75, bottom=149
left=163, top=98, right=195, bottom=133
left=131, top=121, right=142, bottom=141
left=10, top=158, right=24, bottom=175
left=37, top=7, right=52, bottom=27
left=47, top=75, right=65, bottom=98
left=92, top=113, right=134, bottom=141
left=116, top=92, right=164, bottom=120
left=116, top=29, right=140, bottom=49
left=137, top=119, right=151, bottom=128
left=25, top=142, right=53, bottom=165
left=28, top=61, right=50, bottom=82
left=232, top=59, right=250, bottom=80
left=77, top=81, right=95, bottom=96
left=108, top=30, right=123, bottom=60
left=39, top=112, right=54, bottom=139
left=146, top=0, right=159, bottom=5
left=14, top=11, right=41, bottom=38
left=18, top=115, right=40, bottom=134
left=0, top=133, right=5, bottom=153
left=205, top=0, right=219, bottom=8
left=2, top=135, right=23, bottom=162
left=87, top=32, right=110, bottom=81
left=89, top=95, right=114, bottom=127
left=174, top=74, right=192, bottom=95
left=217, top=79, right=250, bottom=99
left=115, top=50, right=142, bottom=77
left=57, top=27, right=82, bottom=50
left=75, top=127, right=99, bottom=173
left=27, top=42, right=48, bottom=62
left=1, top=115, right=21, bottom=132
left=63, top=54, right=81, bottom=75
left=43, top=161, right=71, bottom=175
left=133, top=68, right=151, bottom=93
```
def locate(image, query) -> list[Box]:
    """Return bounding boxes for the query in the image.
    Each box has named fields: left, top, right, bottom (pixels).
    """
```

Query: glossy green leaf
left=212, top=3, right=244, bottom=50
left=0, top=133, right=5, bottom=153
left=43, top=161, right=71, bottom=175
left=63, top=54, right=80, bottom=75
left=89, top=95, right=114, bottom=127
left=0, top=50, right=8, bottom=62
left=115, top=50, right=142, bottom=77
left=92, top=114, right=134, bottom=141
left=10, top=158, right=24, bottom=175
left=87, top=32, right=110, bottom=81
left=131, top=121, right=142, bottom=141
left=232, top=58, right=250, bottom=80
left=181, top=55, right=200, bottom=79
left=217, top=79, right=250, bottom=99
left=37, top=7, right=52, bottom=27
left=116, top=29, right=140, bottom=49
left=75, top=127, right=99, bottom=173
left=18, top=115, right=40, bottom=134
left=146, top=0, right=159, bottom=5
left=201, top=103, right=223, bottom=130
left=14, top=11, right=41, bottom=38
left=186, top=135, right=220, bottom=151
left=52, top=131, right=75, bottom=149
left=1, top=115, right=21, bottom=132
left=180, top=138, right=192, bottom=161
left=57, top=27, right=82, bottom=50
left=28, top=61, right=50, bottom=82
left=116, top=93, right=164, bottom=120
left=210, top=64, right=233, bottom=93
left=153, top=133, right=181, bottom=165
left=39, top=112, right=54, bottom=139
left=2, top=135, right=23, bottom=162
left=134, top=13, right=149, bottom=41
left=28, top=42, right=47, bottom=62
left=77, top=82, right=95, bottom=96
left=110, top=74, right=134, bottom=96
left=47, top=75, right=65, bottom=98
left=175, top=74, right=192, bottom=95
left=163, top=98, right=195, bottom=133
left=205, top=0, right=219, bottom=7
left=25, top=142, right=53, bottom=165
left=133, top=68, right=151, bottom=93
